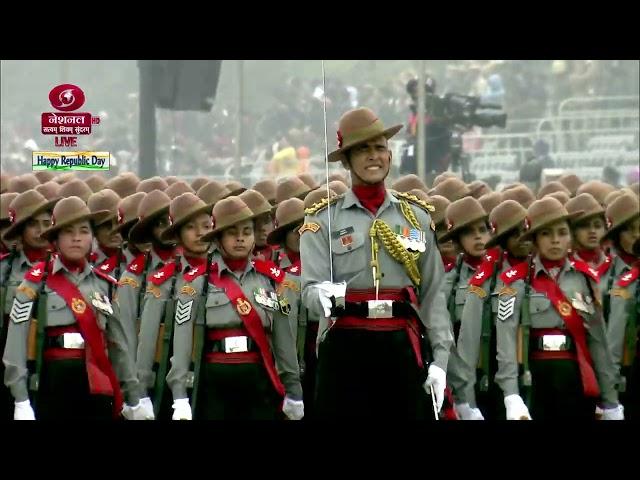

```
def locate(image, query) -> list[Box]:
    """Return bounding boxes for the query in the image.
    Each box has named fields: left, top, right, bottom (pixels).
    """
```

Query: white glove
left=311, top=281, right=347, bottom=317
left=504, top=394, right=532, bottom=420
left=282, top=396, right=305, bottom=420
left=122, top=397, right=155, bottom=420
left=423, top=364, right=446, bottom=412
left=14, top=399, right=36, bottom=420
left=601, top=404, right=624, bottom=420
left=595, top=404, right=604, bottom=420
left=171, top=398, right=192, bottom=420
left=454, top=402, right=485, bottom=420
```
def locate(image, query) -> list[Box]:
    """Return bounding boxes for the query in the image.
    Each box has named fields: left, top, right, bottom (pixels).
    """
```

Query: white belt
left=223, top=336, right=249, bottom=353
left=62, top=332, right=85, bottom=349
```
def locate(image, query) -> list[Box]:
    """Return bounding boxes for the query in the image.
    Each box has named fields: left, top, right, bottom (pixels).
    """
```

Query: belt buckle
left=367, top=300, right=393, bottom=319
left=63, top=332, right=85, bottom=349
left=224, top=336, right=249, bottom=353
left=542, top=334, right=568, bottom=351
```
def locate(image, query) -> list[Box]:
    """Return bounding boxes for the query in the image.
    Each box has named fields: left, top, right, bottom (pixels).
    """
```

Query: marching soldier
left=456, top=200, right=532, bottom=420
left=166, top=196, right=302, bottom=420
left=603, top=193, right=640, bottom=293
left=494, top=197, right=622, bottom=420
left=300, top=107, right=452, bottom=419
left=135, top=193, right=214, bottom=419
left=87, top=189, right=123, bottom=274
left=3, top=196, right=147, bottom=420
left=252, top=179, right=277, bottom=206
left=438, top=196, right=492, bottom=414
left=238, top=189, right=277, bottom=261
left=0, top=192, right=19, bottom=253
left=428, top=195, right=456, bottom=270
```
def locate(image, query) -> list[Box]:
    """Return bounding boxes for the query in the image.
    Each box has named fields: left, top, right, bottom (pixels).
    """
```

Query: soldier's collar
left=341, top=188, right=398, bottom=211
left=218, top=256, right=253, bottom=276
left=52, top=255, right=93, bottom=277
left=533, top=254, right=572, bottom=278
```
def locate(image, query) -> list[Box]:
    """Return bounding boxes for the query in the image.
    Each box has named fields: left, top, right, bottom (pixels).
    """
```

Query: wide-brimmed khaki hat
left=225, top=180, right=246, bottom=197
left=275, top=176, right=312, bottom=205
left=104, top=173, right=140, bottom=199
left=34, top=170, right=56, bottom=184
left=326, top=180, right=348, bottom=195
left=304, top=187, right=338, bottom=210
left=196, top=180, right=231, bottom=207
left=136, top=176, right=168, bottom=193
left=84, top=174, right=107, bottom=192
left=576, top=180, right=616, bottom=205
left=0, top=192, right=19, bottom=227
left=202, top=196, right=255, bottom=239
left=165, top=176, right=179, bottom=186
left=558, top=173, right=582, bottom=196
left=603, top=193, right=640, bottom=240
left=53, top=172, right=76, bottom=185
left=392, top=174, right=428, bottom=193
left=88, top=189, right=122, bottom=227
left=59, top=179, right=93, bottom=203
left=519, top=197, right=583, bottom=242
left=239, top=189, right=272, bottom=218
left=297, top=173, right=319, bottom=190
left=440, top=196, right=488, bottom=242
left=8, top=174, right=39, bottom=193
left=40, top=196, right=109, bottom=242
left=627, top=182, right=639, bottom=197
left=267, top=198, right=306, bottom=246
left=502, top=184, right=536, bottom=208
left=432, top=172, right=458, bottom=188
left=328, top=171, right=350, bottom=186
left=537, top=181, right=571, bottom=199
left=3, top=190, right=59, bottom=240
left=546, top=190, right=570, bottom=205
left=328, top=107, right=403, bottom=163
left=34, top=181, right=62, bottom=201
left=111, top=192, right=147, bottom=235
left=128, top=190, right=172, bottom=244
left=407, top=189, right=432, bottom=204
left=190, top=177, right=209, bottom=192
left=604, top=190, right=624, bottom=207
left=160, top=192, right=213, bottom=242
left=428, top=195, right=450, bottom=228
left=252, top=179, right=277, bottom=205
left=165, top=180, right=195, bottom=199
left=478, top=191, right=502, bottom=215
left=468, top=180, right=492, bottom=199
left=428, top=177, right=475, bottom=202
left=565, top=193, right=605, bottom=225
left=485, top=200, right=528, bottom=249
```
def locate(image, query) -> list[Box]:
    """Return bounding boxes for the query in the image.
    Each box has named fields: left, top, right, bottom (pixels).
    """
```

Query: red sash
left=46, top=270, right=124, bottom=417
left=531, top=273, right=600, bottom=397
left=208, top=265, right=286, bottom=398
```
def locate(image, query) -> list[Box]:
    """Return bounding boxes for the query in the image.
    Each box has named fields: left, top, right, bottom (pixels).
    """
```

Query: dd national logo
left=41, top=84, right=101, bottom=146
left=35, top=83, right=110, bottom=172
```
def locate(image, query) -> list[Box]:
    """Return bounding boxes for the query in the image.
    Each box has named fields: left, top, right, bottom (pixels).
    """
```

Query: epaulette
left=148, top=261, right=178, bottom=285
left=93, top=267, right=117, bottom=285
left=183, top=262, right=210, bottom=282
left=252, top=259, right=284, bottom=283
left=127, top=253, right=147, bottom=275
left=500, top=260, right=529, bottom=285
left=570, top=259, right=600, bottom=283
left=304, top=193, right=343, bottom=216
left=96, top=255, right=118, bottom=274
left=617, top=264, right=639, bottom=288
left=392, top=191, right=436, bottom=213
left=24, top=261, right=47, bottom=283
left=0, top=252, right=10, bottom=262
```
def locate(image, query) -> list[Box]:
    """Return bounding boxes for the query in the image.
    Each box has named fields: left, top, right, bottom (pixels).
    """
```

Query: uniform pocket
left=45, top=293, right=75, bottom=326
left=205, top=292, right=236, bottom=328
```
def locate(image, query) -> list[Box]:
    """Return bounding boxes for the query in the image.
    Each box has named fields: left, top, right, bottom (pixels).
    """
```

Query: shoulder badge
left=617, top=265, right=639, bottom=288
left=298, top=222, right=320, bottom=235
left=392, top=191, right=436, bottom=213
left=253, top=259, right=284, bottom=283
left=148, top=261, right=178, bottom=285
left=304, top=194, right=343, bottom=216
left=610, top=287, right=631, bottom=300
left=183, top=263, right=207, bottom=282
left=25, top=261, right=47, bottom=283
left=97, top=255, right=118, bottom=274
left=146, top=284, right=162, bottom=299
left=571, top=259, right=600, bottom=283
left=180, top=284, right=197, bottom=297
left=127, top=253, right=147, bottom=275
left=118, top=276, right=140, bottom=289
left=468, top=285, right=487, bottom=298
left=469, top=260, right=496, bottom=287
left=17, top=284, right=37, bottom=300
left=500, top=261, right=529, bottom=285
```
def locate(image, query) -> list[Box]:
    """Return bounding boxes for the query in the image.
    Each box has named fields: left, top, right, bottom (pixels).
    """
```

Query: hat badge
left=490, top=221, right=497, bottom=235
left=51, top=214, right=56, bottom=226
left=210, top=214, right=215, bottom=229
left=168, top=214, right=174, bottom=226
left=606, top=216, right=612, bottom=229
left=447, top=219, right=454, bottom=231
left=337, top=130, right=343, bottom=148
left=524, top=216, right=531, bottom=231
left=8, top=208, right=16, bottom=224
left=117, top=208, right=124, bottom=224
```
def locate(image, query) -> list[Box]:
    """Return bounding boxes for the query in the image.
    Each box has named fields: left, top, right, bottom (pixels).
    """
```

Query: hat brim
left=40, top=210, right=110, bottom=242
left=602, top=211, right=640, bottom=240
left=160, top=203, right=214, bottom=242
left=569, top=209, right=605, bottom=226
left=127, top=205, right=171, bottom=244
left=2, top=198, right=59, bottom=241
left=227, top=187, right=247, bottom=196
left=439, top=213, right=489, bottom=243
left=202, top=209, right=264, bottom=242
left=518, top=211, right=584, bottom=242
left=327, top=124, right=403, bottom=163
left=94, top=211, right=118, bottom=228
left=484, top=220, right=523, bottom=249
left=266, top=215, right=305, bottom=246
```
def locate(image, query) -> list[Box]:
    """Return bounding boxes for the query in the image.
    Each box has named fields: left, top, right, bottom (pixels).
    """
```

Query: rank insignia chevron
left=175, top=299, right=194, bottom=325
left=10, top=299, right=33, bottom=324
left=498, top=296, right=516, bottom=321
